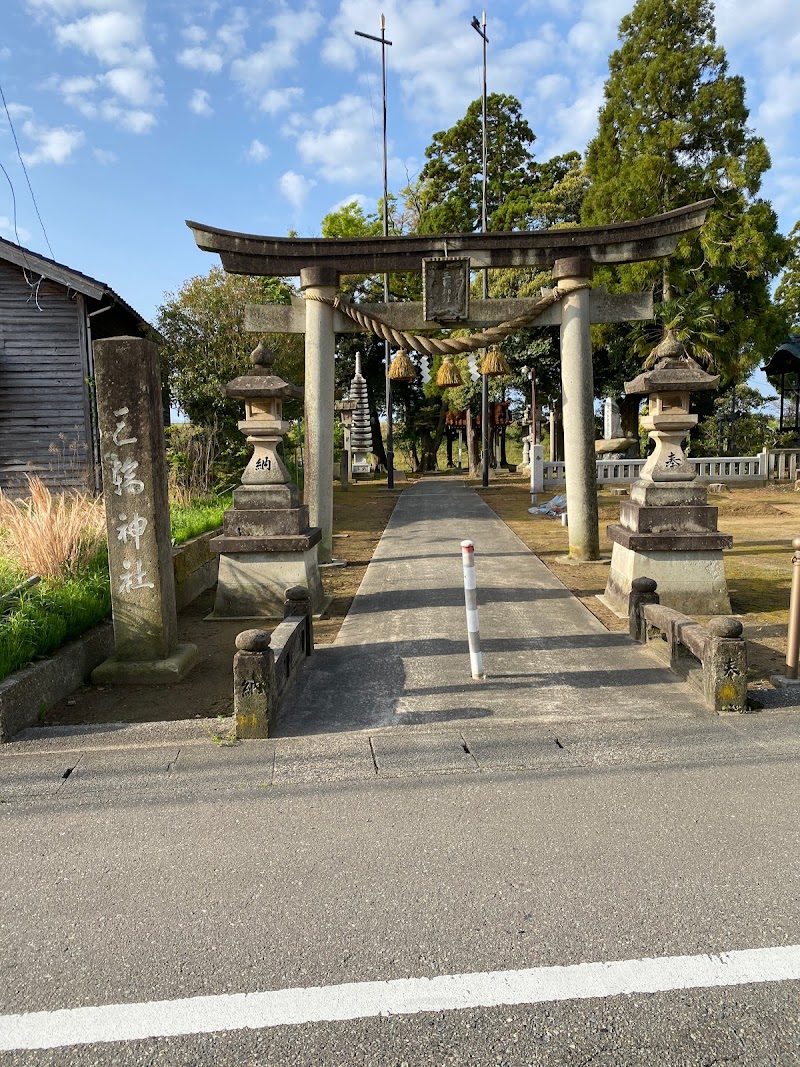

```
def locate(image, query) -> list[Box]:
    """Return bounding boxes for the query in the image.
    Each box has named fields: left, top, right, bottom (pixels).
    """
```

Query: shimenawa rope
left=303, top=283, right=590, bottom=358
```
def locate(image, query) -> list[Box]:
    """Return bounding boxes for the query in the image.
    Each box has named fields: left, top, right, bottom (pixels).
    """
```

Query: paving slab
left=279, top=479, right=710, bottom=736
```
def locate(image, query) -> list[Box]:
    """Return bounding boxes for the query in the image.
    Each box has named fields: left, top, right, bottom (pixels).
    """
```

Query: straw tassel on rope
left=480, top=345, right=511, bottom=377
left=388, top=348, right=417, bottom=381
left=436, top=355, right=463, bottom=388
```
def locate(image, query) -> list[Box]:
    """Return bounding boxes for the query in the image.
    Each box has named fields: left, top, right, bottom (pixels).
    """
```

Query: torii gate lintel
left=187, top=201, right=712, bottom=564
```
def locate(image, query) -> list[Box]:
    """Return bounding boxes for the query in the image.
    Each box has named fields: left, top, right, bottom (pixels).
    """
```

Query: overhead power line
left=0, top=79, right=55, bottom=259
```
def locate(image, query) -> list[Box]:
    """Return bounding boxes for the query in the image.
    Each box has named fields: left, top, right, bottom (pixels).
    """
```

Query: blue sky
left=1, top=0, right=799, bottom=331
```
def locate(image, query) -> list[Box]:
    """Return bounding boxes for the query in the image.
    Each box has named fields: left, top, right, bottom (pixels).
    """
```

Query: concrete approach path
left=279, top=477, right=708, bottom=736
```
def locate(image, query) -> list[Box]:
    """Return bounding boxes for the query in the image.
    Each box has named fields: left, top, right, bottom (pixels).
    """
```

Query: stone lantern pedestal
left=208, top=344, right=326, bottom=619
left=602, top=333, right=732, bottom=616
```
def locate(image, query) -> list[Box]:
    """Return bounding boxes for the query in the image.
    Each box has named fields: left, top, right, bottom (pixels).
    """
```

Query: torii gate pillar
left=300, top=266, right=338, bottom=564
left=554, top=257, right=599, bottom=561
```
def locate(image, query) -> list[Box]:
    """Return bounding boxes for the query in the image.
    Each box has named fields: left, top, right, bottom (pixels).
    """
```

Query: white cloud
left=216, top=8, right=248, bottom=55
left=758, top=71, right=800, bottom=138
left=33, top=1, right=162, bottom=133
left=293, top=94, right=385, bottom=184
left=100, top=102, right=156, bottom=133
left=535, top=76, right=606, bottom=159
left=231, top=3, right=323, bottom=97
left=55, top=11, right=152, bottom=67
left=0, top=216, right=32, bottom=243
left=182, top=25, right=208, bottom=45
left=765, top=159, right=800, bottom=223
left=103, top=65, right=158, bottom=106
left=329, top=193, right=369, bottom=212
left=259, top=87, right=303, bottom=115
left=280, top=170, right=316, bottom=208
left=178, top=8, right=248, bottom=74
left=245, top=138, right=270, bottom=163
left=189, top=88, right=213, bottom=117
left=20, top=120, right=85, bottom=165
left=92, top=147, right=117, bottom=165
left=178, top=46, right=224, bottom=73
left=535, top=74, right=572, bottom=102
left=4, top=102, right=33, bottom=121
left=716, top=0, right=800, bottom=47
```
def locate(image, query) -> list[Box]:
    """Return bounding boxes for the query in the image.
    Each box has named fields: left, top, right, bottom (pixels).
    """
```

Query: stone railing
left=232, top=586, right=314, bottom=738
left=628, top=577, right=748, bottom=714
left=540, top=448, right=790, bottom=486
left=767, top=449, right=800, bottom=482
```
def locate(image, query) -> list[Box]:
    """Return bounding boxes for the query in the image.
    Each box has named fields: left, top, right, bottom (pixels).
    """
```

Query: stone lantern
left=603, top=331, right=732, bottom=615
left=209, top=343, right=325, bottom=619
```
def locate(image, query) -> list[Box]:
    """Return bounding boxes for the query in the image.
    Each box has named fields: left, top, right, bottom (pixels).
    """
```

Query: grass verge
left=0, top=554, right=111, bottom=681
left=170, top=493, right=232, bottom=545
left=0, top=486, right=234, bottom=683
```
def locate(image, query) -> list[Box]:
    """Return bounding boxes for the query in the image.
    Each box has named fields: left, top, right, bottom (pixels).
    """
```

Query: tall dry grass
left=0, top=476, right=106, bottom=580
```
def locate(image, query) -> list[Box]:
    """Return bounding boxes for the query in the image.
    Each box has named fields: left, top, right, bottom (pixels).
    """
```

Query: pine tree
left=583, top=0, right=789, bottom=385
left=776, top=222, right=800, bottom=331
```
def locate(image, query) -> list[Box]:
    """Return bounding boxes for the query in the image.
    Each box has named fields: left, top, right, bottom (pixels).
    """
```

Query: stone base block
left=630, top=481, right=708, bottom=507
left=233, top=484, right=299, bottom=510
left=209, top=549, right=325, bottom=619
left=604, top=542, right=731, bottom=617
left=770, top=674, right=800, bottom=688
left=90, top=643, right=200, bottom=686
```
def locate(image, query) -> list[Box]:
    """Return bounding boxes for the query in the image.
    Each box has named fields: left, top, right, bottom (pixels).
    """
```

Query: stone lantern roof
left=624, top=330, right=719, bottom=396
left=225, top=343, right=303, bottom=401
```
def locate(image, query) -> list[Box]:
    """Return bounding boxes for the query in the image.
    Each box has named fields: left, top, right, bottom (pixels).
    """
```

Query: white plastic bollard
left=461, top=540, right=485, bottom=680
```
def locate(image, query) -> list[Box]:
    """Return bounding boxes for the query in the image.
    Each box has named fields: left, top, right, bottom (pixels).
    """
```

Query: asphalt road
left=2, top=723, right=799, bottom=1065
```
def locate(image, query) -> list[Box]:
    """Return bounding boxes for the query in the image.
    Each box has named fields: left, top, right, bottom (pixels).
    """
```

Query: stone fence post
left=628, top=576, right=660, bottom=642
left=91, top=336, right=198, bottom=685
left=233, top=629, right=274, bottom=739
left=284, top=584, right=313, bottom=653
left=705, top=617, right=748, bottom=715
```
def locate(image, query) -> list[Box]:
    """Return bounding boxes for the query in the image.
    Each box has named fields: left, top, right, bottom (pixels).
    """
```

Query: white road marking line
left=3, top=944, right=800, bottom=1051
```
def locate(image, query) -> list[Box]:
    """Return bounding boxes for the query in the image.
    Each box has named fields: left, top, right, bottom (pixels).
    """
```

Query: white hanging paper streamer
left=420, top=355, right=431, bottom=384
left=467, top=353, right=480, bottom=382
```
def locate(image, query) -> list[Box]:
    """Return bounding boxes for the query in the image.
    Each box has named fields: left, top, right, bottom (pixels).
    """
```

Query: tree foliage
left=414, top=94, right=588, bottom=236
left=157, top=267, right=302, bottom=474
left=776, top=221, right=800, bottom=331
left=583, top=0, right=790, bottom=388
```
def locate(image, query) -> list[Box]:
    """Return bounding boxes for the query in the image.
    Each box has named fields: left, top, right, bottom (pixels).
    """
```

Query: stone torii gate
left=188, top=200, right=711, bottom=564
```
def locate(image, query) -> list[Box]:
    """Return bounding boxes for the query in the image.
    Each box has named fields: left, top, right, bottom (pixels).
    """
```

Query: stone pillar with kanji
left=91, top=336, right=199, bottom=684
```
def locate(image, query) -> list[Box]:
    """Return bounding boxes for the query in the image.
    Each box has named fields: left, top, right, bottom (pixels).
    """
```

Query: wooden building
left=0, top=237, right=152, bottom=491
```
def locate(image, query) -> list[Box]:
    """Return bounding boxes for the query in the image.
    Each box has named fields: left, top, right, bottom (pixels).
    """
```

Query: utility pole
left=471, top=12, right=489, bottom=487
left=355, top=15, right=394, bottom=488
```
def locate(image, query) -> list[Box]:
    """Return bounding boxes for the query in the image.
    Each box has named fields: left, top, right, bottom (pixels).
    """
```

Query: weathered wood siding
left=0, top=260, right=91, bottom=491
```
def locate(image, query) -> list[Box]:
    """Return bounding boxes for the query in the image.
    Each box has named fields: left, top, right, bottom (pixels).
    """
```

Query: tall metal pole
left=355, top=16, right=394, bottom=489
left=471, top=12, right=489, bottom=487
